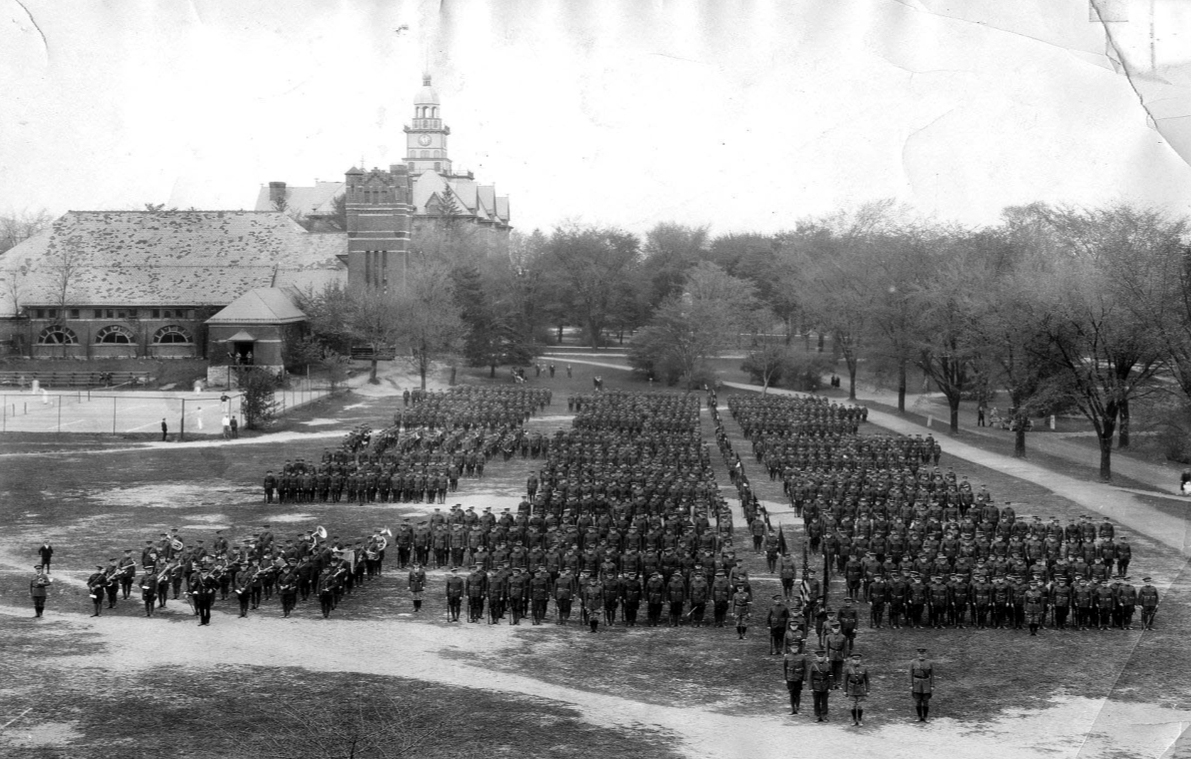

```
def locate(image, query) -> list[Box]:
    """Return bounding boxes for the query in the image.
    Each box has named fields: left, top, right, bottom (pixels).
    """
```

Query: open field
left=1, top=360, right=1190, bottom=758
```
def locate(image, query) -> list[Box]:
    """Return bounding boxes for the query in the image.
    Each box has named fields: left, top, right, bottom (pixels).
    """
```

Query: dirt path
left=2, top=601, right=1183, bottom=759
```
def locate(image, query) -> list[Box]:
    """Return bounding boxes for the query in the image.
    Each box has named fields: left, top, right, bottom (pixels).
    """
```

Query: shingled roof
left=0, top=211, right=346, bottom=314
left=206, top=287, right=306, bottom=325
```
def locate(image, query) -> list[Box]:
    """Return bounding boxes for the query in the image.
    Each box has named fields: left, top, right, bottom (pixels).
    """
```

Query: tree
left=629, top=262, right=760, bottom=389
left=0, top=209, right=52, bottom=255
left=350, top=287, right=404, bottom=384
left=790, top=234, right=872, bottom=400
left=247, top=689, right=452, bottom=759
left=907, top=230, right=989, bottom=433
left=394, top=260, right=466, bottom=389
left=637, top=222, right=709, bottom=312
left=539, top=224, right=641, bottom=348
left=741, top=343, right=794, bottom=392
left=452, top=262, right=535, bottom=376
left=1026, top=206, right=1168, bottom=480
left=236, top=367, right=279, bottom=430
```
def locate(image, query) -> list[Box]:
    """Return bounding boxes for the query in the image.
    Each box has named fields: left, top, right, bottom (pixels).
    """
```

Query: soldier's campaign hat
left=916, top=646, right=927, bottom=651
left=850, top=652, right=862, bottom=658
left=815, top=649, right=827, bottom=655
left=34, top=564, right=42, bottom=569
left=1143, top=576, right=1153, bottom=582
left=95, top=564, right=104, bottom=569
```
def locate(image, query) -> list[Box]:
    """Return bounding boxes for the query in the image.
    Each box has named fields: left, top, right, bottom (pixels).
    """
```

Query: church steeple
left=404, top=75, right=452, bottom=176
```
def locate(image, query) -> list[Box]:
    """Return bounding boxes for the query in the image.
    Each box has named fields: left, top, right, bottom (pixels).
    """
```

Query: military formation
left=438, top=391, right=759, bottom=632
left=724, top=394, right=1161, bottom=637
left=75, top=524, right=391, bottom=624
left=27, top=378, right=1171, bottom=730
left=261, top=386, right=553, bottom=505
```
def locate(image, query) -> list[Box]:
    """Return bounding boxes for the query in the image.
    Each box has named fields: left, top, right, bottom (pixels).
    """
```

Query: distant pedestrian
left=977, top=402, right=987, bottom=427
left=38, top=541, right=53, bottom=574
left=161, top=418, right=168, bottom=441
left=195, top=406, right=203, bottom=430
left=230, top=417, right=238, bottom=438
left=566, top=364, right=572, bottom=378
left=222, top=415, right=231, bottom=439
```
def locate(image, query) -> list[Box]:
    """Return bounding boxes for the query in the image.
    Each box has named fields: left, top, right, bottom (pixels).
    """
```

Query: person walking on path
left=161, top=418, right=168, bottom=441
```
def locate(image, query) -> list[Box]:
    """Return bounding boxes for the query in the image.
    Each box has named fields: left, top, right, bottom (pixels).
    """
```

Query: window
left=127, top=309, right=137, bottom=319
left=94, top=309, right=103, bottom=319
left=37, top=326, right=78, bottom=345
left=96, top=325, right=134, bottom=344
left=153, top=325, right=192, bottom=344
left=69, top=309, right=80, bottom=319
left=152, top=309, right=161, bottom=318
left=105, top=309, right=114, bottom=319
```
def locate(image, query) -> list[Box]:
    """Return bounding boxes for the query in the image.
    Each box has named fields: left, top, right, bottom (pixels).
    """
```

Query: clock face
left=417, top=134, right=432, bottom=147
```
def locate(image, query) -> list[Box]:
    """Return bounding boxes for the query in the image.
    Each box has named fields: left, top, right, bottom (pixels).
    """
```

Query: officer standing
left=445, top=567, right=464, bottom=622
left=767, top=595, right=790, bottom=655
left=910, top=647, right=934, bottom=722
left=1139, top=577, right=1160, bottom=630
left=732, top=585, right=752, bottom=639
left=844, top=652, right=870, bottom=726
left=408, top=563, right=427, bottom=612
left=30, top=565, right=51, bottom=618
left=782, top=637, right=808, bottom=714
left=809, top=649, right=834, bottom=722
left=138, top=566, right=158, bottom=617
left=86, top=565, right=107, bottom=617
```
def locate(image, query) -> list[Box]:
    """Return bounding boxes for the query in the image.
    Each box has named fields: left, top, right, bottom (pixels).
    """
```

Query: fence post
left=113, top=396, right=117, bottom=434
left=57, top=397, right=61, bottom=433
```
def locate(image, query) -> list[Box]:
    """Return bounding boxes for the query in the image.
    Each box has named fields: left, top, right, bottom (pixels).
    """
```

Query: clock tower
left=404, top=75, right=452, bottom=176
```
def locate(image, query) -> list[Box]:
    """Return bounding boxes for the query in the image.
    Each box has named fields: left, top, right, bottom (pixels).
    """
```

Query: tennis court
left=0, top=381, right=336, bottom=436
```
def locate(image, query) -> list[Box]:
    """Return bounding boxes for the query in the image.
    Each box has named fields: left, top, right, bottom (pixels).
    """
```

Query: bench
left=0, top=371, right=153, bottom=388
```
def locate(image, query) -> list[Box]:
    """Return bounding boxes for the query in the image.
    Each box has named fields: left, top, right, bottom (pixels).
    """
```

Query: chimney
left=268, top=181, right=287, bottom=205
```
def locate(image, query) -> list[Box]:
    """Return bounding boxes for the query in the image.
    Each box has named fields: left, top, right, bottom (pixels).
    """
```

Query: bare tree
left=0, top=209, right=53, bottom=255
left=394, top=259, right=465, bottom=389
left=250, top=694, right=456, bottom=759
left=44, top=240, right=82, bottom=357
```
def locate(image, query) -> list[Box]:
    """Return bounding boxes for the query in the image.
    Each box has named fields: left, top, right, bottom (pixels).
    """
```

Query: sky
left=3, top=0, right=1191, bottom=237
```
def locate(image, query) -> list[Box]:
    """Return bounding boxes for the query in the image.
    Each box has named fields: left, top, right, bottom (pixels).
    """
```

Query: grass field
left=1, top=359, right=1189, bottom=758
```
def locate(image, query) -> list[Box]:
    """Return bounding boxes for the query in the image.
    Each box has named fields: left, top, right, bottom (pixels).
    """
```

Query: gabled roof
left=206, top=287, right=306, bottom=325
left=253, top=182, right=344, bottom=216
left=0, top=211, right=344, bottom=314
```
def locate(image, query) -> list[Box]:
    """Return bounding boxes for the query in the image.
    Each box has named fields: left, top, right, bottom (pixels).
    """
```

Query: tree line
left=295, top=200, right=1191, bottom=482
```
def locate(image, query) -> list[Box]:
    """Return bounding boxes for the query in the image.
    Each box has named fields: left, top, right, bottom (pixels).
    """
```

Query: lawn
left=1, top=358, right=1188, bottom=757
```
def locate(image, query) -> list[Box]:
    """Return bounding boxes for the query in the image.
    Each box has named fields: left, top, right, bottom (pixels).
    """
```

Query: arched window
left=37, top=326, right=78, bottom=345
left=96, top=325, right=134, bottom=344
left=153, top=325, right=192, bottom=344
